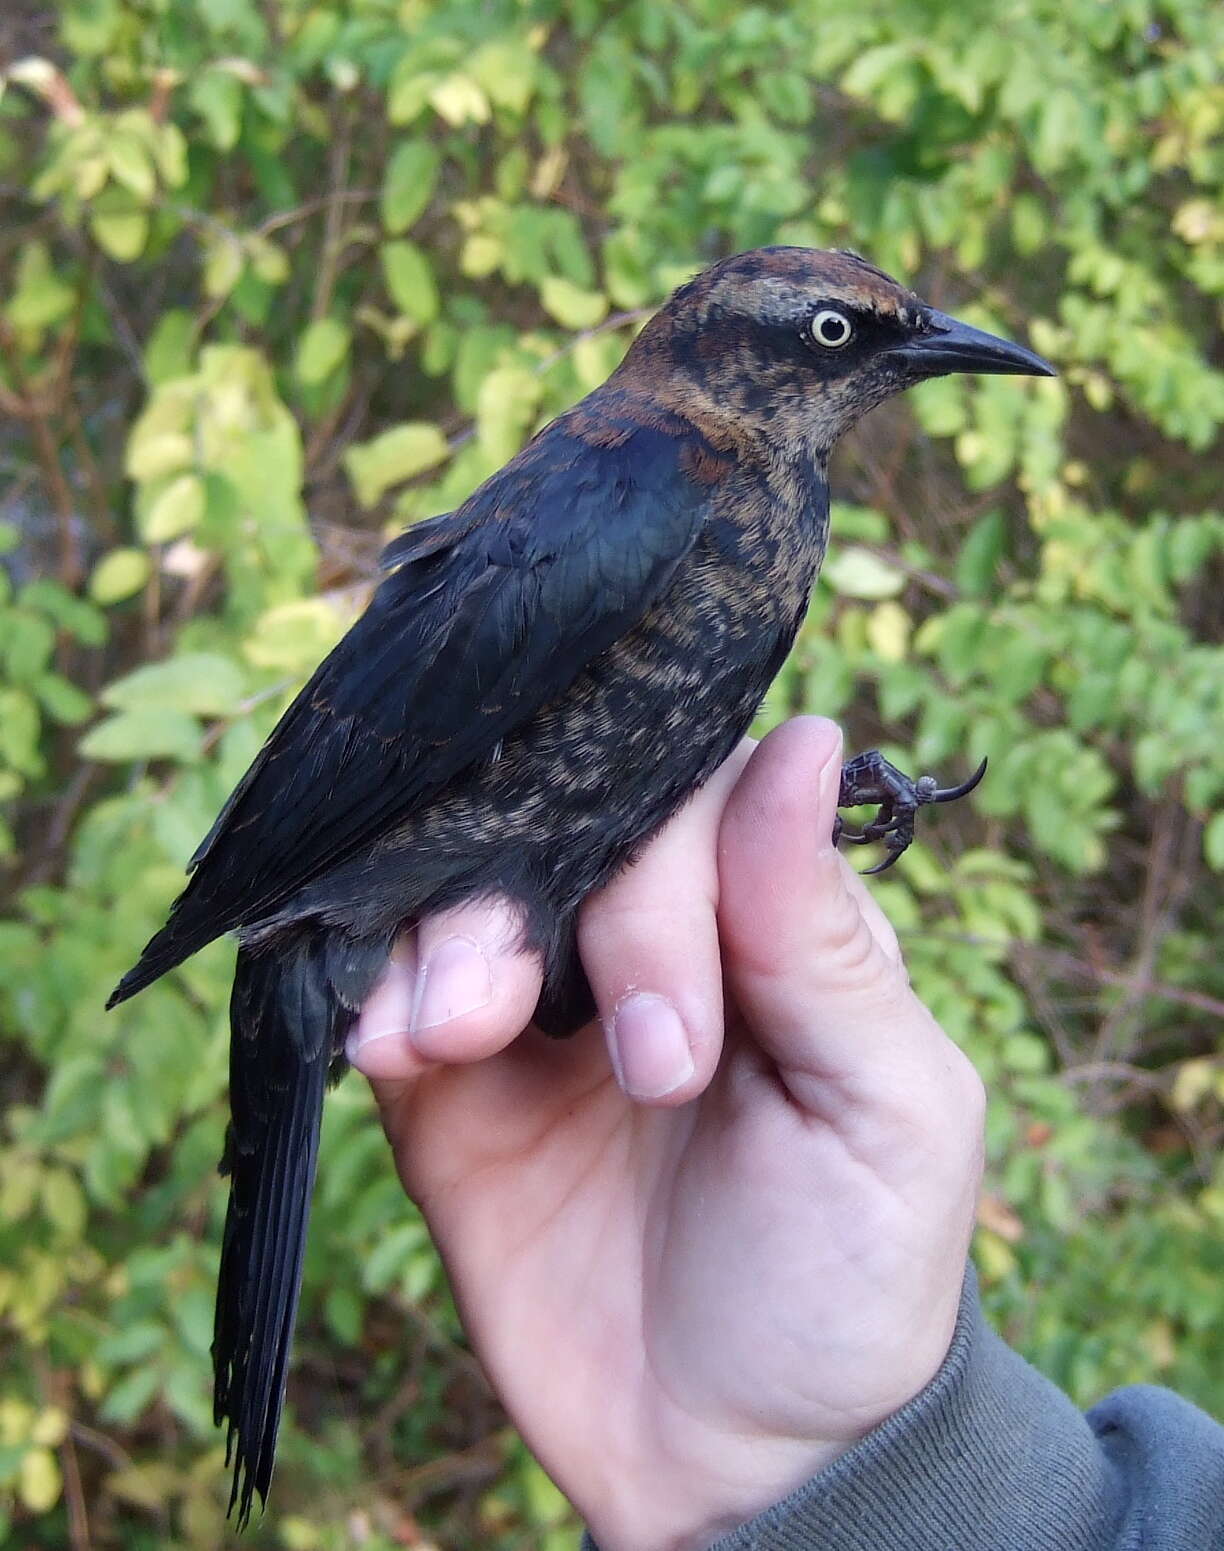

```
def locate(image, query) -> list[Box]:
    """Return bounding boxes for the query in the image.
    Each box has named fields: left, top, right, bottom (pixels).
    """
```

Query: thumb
left=716, top=717, right=951, bottom=1103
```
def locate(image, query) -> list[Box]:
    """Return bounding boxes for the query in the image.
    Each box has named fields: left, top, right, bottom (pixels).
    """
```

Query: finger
left=838, top=860, right=903, bottom=967
left=577, top=742, right=754, bottom=1106
left=346, top=896, right=543, bottom=1093
left=718, top=717, right=966, bottom=1103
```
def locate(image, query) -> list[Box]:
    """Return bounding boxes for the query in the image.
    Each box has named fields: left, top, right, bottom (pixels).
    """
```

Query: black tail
left=213, top=934, right=383, bottom=1526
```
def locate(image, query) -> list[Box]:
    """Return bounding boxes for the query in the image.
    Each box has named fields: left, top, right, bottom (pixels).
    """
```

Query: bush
left=1, top=0, right=1221, bottom=1544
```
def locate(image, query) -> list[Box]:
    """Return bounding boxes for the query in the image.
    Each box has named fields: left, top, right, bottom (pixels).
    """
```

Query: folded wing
left=108, top=415, right=718, bottom=1005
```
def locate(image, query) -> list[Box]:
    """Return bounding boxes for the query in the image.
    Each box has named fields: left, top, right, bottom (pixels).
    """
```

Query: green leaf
left=89, top=549, right=152, bottom=605
left=100, top=1366, right=161, bottom=1425
left=244, top=599, right=345, bottom=672
left=190, top=70, right=243, bottom=151
left=344, top=423, right=449, bottom=507
left=822, top=547, right=906, bottom=600
left=296, top=316, right=351, bottom=385
left=1205, top=811, right=1224, bottom=872
left=90, top=205, right=149, bottom=262
left=381, top=141, right=441, bottom=233
left=143, top=310, right=195, bottom=385
left=539, top=275, right=609, bottom=330
left=202, top=236, right=244, bottom=299
left=36, top=673, right=93, bottom=726
left=0, top=688, right=42, bottom=776
left=154, top=122, right=188, bottom=188
left=361, top=1220, right=427, bottom=1294
left=956, top=511, right=1006, bottom=596
left=6, top=242, right=76, bottom=333
left=106, top=131, right=156, bottom=201
left=324, top=1285, right=363, bottom=1345
left=429, top=74, right=490, bottom=127
left=247, top=235, right=289, bottom=285
left=142, top=473, right=205, bottom=543
left=101, top=653, right=245, bottom=717
left=79, top=709, right=202, bottom=763
left=381, top=241, right=440, bottom=324
left=126, top=432, right=194, bottom=482
left=19, top=1448, right=61, bottom=1514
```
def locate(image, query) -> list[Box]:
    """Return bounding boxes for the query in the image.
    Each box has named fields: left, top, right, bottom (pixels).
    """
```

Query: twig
left=1092, top=803, right=1182, bottom=1065
left=94, top=275, right=146, bottom=383
left=311, top=101, right=354, bottom=323
left=69, top=1421, right=132, bottom=1473
left=199, top=680, right=294, bottom=754
left=380, top=1433, right=507, bottom=1505
left=64, top=391, right=118, bottom=544
left=27, top=763, right=97, bottom=886
left=60, top=1424, right=92, bottom=1551
left=257, top=189, right=379, bottom=239
left=533, top=306, right=652, bottom=374
left=0, top=324, right=82, bottom=587
left=1060, top=1060, right=1166, bottom=1090
left=1060, top=1060, right=1215, bottom=1178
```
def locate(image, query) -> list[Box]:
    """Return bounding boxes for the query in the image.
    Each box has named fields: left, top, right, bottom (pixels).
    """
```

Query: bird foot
left=831, top=751, right=988, bottom=875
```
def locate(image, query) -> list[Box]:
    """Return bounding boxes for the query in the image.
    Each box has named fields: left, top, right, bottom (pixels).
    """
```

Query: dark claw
left=832, top=751, right=987, bottom=872
left=928, top=756, right=988, bottom=805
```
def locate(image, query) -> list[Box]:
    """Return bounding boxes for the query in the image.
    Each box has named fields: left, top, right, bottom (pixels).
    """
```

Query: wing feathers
left=109, top=413, right=721, bottom=1005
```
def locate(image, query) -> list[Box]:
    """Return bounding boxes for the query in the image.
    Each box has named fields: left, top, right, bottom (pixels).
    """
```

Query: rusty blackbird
left=108, top=246, right=1053, bottom=1521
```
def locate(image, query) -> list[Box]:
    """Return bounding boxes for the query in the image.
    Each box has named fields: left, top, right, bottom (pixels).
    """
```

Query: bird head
left=623, top=246, right=1054, bottom=455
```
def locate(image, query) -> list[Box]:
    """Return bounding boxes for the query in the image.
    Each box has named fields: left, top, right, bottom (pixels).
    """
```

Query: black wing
left=109, top=414, right=718, bottom=1004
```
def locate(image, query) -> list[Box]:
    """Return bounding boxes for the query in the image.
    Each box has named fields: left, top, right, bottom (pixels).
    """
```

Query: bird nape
left=107, top=245, right=1054, bottom=1523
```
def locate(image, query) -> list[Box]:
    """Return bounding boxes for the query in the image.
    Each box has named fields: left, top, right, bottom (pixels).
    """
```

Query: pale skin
left=347, top=716, right=986, bottom=1551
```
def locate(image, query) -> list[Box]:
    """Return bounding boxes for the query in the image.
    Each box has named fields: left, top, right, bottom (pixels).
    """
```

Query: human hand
left=347, top=717, right=985, bottom=1551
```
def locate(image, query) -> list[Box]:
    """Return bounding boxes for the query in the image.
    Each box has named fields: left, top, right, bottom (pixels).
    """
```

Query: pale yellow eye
left=809, top=309, right=854, bottom=349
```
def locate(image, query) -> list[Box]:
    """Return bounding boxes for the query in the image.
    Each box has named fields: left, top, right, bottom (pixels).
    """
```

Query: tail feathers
left=212, top=938, right=378, bottom=1527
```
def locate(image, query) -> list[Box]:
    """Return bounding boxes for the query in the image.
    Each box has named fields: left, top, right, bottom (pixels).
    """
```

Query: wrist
left=577, top=1422, right=851, bottom=1551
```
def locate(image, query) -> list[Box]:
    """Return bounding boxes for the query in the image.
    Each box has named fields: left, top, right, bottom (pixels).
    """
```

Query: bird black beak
left=888, top=309, right=1056, bottom=378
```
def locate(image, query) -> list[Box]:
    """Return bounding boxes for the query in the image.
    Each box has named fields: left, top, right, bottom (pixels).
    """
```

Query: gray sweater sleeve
left=582, top=1270, right=1224, bottom=1550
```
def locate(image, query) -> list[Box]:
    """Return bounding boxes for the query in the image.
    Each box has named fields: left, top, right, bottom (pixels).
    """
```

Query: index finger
left=346, top=896, right=544, bottom=1101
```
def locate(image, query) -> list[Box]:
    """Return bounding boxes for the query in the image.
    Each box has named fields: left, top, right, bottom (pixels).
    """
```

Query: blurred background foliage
left=0, top=0, right=1222, bottom=1543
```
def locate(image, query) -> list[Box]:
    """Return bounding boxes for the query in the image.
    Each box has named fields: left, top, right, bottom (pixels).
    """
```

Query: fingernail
left=819, top=738, right=842, bottom=800
left=607, top=994, right=694, bottom=1100
left=817, top=735, right=843, bottom=846
left=345, top=960, right=416, bottom=1062
left=411, top=936, right=492, bottom=1033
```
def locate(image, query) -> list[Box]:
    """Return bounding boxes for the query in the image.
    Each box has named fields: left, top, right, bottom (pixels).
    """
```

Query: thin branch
left=311, top=100, right=354, bottom=324
left=64, top=390, right=118, bottom=543
left=69, top=1421, right=131, bottom=1473
left=379, top=1432, right=507, bottom=1505
left=60, top=1425, right=92, bottom=1551
left=0, top=325, right=82, bottom=587
left=532, top=306, right=652, bottom=374
left=199, top=680, right=294, bottom=755
left=257, top=189, right=380, bottom=239
left=1092, top=802, right=1188, bottom=1065
left=26, top=763, right=97, bottom=886
left=1060, top=1060, right=1166, bottom=1090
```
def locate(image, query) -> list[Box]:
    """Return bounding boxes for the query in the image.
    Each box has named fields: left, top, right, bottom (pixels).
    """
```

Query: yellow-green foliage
left=1, top=0, right=1222, bottom=1545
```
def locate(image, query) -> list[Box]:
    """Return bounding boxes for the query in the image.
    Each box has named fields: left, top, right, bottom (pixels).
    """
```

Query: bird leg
left=832, top=752, right=988, bottom=875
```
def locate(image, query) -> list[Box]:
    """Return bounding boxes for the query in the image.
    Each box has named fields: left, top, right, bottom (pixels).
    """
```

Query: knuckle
left=819, top=899, right=892, bottom=989
left=949, top=1047, right=988, bottom=1138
